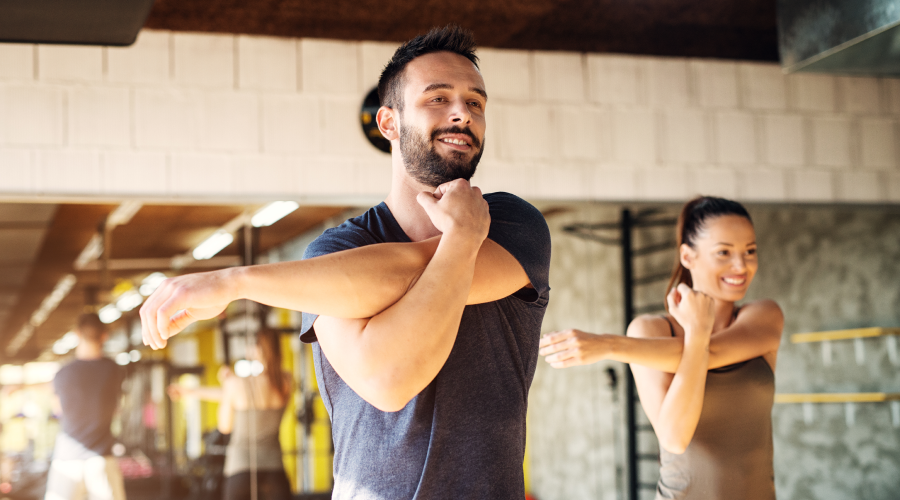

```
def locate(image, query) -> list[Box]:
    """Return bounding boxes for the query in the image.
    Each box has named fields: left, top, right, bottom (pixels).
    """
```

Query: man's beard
left=399, top=122, right=485, bottom=188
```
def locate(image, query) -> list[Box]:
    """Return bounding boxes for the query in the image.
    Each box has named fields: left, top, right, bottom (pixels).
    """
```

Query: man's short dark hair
left=76, top=312, right=106, bottom=342
left=377, top=25, right=479, bottom=112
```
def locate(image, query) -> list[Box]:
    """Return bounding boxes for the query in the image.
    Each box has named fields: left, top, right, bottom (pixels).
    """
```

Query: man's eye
left=469, top=101, right=482, bottom=108
left=747, top=248, right=757, bottom=255
left=717, top=250, right=729, bottom=257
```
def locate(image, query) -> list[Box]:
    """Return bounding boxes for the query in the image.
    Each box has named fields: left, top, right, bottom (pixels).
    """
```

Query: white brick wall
left=0, top=28, right=898, bottom=205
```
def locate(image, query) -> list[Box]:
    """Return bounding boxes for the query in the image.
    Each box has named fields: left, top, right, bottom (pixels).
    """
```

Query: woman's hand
left=666, top=283, right=715, bottom=341
left=167, top=384, right=187, bottom=401
left=539, top=329, right=610, bottom=368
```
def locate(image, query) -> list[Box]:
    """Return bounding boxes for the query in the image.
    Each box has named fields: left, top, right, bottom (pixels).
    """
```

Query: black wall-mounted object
left=778, top=0, right=900, bottom=76
left=0, top=0, right=156, bottom=46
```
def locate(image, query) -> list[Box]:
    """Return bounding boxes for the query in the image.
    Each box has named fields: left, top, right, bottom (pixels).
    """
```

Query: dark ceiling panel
left=143, top=0, right=780, bottom=60
left=0, top=0, right=156, bottom=45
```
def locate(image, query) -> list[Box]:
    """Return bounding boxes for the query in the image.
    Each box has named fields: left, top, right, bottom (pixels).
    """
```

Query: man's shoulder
left=302, top=207, right=385, bottom=260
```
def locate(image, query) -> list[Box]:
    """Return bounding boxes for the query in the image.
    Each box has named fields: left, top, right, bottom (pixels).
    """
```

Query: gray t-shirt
left=53, top=357, right=125, bottom=459
left=300, top=192, right=551, bottom=499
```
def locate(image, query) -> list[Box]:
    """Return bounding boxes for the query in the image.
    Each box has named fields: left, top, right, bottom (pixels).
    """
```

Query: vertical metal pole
left=621, top=209, right=638, bottom=500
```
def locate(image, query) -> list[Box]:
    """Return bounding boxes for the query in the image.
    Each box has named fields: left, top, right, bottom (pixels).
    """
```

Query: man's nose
left=449, top=98, right=471, bottom=124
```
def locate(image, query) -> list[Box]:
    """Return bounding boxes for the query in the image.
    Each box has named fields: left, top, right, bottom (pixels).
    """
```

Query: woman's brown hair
left=665, top=196, right=752, bottom=309
left=255, top=328, right=289, bottom=400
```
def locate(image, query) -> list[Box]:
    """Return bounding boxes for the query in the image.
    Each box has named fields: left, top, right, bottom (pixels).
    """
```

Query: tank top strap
left=661, top=315, right=676, bottom=337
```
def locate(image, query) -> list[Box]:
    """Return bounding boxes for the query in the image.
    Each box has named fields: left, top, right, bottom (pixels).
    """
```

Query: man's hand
left=140, top=269, right=238, bottom=349
left=417, top=179, right=490, bottom=245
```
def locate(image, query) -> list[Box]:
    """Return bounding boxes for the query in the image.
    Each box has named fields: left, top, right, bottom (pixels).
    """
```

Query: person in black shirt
left=46, top=313, right=126, bottom=500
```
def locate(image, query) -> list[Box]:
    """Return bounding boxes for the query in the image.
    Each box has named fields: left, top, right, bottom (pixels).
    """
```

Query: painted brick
left=788, top=170, right=834, bottom=201
left=233, top=155, right=297, bottom=195
left=887, top=172, right=900, bottom=202
left=473, top=160, right=539, bottom=198
left=692, top=60, right=739, bottom=108
left=355, top=158, right=392, bottom=197
left=691, top=168, right=737, bottom=199
left=319, top=97, right=375, bottom=157
left=261, top=95, right=320, bottom=153
left=481, top=101, right=502, bottom=161
left=360, top=41, right=399, bottom=93
left=300, top=39, right=359, bottom=95
left=103, top=151, right=168, bottom=195
left=647, top=57, right=690, bottom=108
left=537, top=163, right=590, bottom=199
left=789, top=73, right=836, bottom=112
left=811, top=116, right=852, bottom=168
left=611, top=109, right=656, bottom=164
left=587, top=54, right=645, bottom=105
left=173, top=33, right=235, bottom=88
left=135, top=89, right=202, bottom=149
left=554, top=106, right=605, bottom=161
left=836, top=171, right=883, bottom=202
left=69, top=87, right=131, bottom=147
left=637, top=168, right=688, bottom=200
left=740, top=63, right=787, bottom=110
left=237, top=35, right=297, bottom=91
left=661, top=109, right=707, bottom=164
left=478, top=49, right=533, bottom=101
left=713, top=111, right=756, bottom=165
left=590, top=167, right=637, bottom=200
left=739, top=169, right=786, bottom=201
left=0, top=44, right=34, bottom=81
left=500, top=104, right=553, bottom=160
left=298, top=158, right=358, bottom=195
left=534, top=51, right=584, bottom=103
left=38, top=150, right=101, bottom=194
left=200, top=92, right=259, bottom=152
left=37, top=45, right=103, bottom=82
left=886, top=79, right=900, bottom=115
left=170, top=153, right=234, bottom=195
left=107, top=30, right=170, bottom=85
left=0, top=86, right=64, bottom=146
left=837, top=77, right=881, bottom=115
left=0, top=149, right=34, bottom=192
left=762, top=114, right=805, bottom=167
left=859, top=118, right=896, bottom=169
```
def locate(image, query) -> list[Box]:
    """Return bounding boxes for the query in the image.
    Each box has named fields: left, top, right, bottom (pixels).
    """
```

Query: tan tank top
left=656, top=318, right=776, bottom=500
left=223, top=378, right=286, bottom=477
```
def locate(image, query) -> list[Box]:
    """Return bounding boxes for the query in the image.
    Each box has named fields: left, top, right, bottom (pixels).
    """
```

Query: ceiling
left=144, top=0, right=780, bottom=61
left=0, top=203, right=349, bottom=363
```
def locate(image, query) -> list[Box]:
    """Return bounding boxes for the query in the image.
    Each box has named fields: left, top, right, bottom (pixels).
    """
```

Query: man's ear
left=679, top=243, right=697, bottom=270
left=376, top=106, right=400, bottom=142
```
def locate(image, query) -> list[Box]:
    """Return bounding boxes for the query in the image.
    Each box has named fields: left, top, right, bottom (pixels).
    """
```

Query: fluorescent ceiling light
left=6, top=274, right=77, bottom=356
left=115, top=290, right=143, bottom=312
left=99, top=304, right=122, bottom=324
left=74, top=234, right=103, bottom=270
left=139, top=272, right=168, bottom=296
left=106, top=201, right=142, bottom=228
left=251, top=201, right=299, bottom=228
left=192, top=231, right=234, bottom=260
left=115, top=352, right=130, bottom=366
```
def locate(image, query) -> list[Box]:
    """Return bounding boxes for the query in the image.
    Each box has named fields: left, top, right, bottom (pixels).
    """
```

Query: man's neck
left=384, top=169, right=443, bottom=242
left=75, top=342, right=104, bottom=360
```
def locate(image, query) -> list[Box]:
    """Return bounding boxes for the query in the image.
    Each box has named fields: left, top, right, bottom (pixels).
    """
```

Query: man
left=46, top=313, right=126, bottom=500
left=140, top=25, right=550, bottom=498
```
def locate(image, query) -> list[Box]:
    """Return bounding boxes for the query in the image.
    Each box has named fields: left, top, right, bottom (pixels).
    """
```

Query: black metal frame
left=562, top=207, right=675, bottom=500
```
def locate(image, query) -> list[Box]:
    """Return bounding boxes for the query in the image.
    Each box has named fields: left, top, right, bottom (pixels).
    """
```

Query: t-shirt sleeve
left=484, top=192, right=551, bottom=302
left=299, top=223, right=378, bottom=344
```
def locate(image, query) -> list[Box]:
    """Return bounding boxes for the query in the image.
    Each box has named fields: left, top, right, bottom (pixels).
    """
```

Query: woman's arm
left=629, top=285, right=714, bottom=454
left=540, top=299, right=783, bottom=373
left=217, top=376, right=236, bottom=435
left=167, top=384, right=224, bottom=402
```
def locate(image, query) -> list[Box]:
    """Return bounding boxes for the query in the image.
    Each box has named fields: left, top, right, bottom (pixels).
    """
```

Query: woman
left=539, top=196, right=783, bottom=499
left=169, top=328, right=293, bottom=500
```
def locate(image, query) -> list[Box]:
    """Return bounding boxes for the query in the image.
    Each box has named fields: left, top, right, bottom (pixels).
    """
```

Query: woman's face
left=681, top=215, right=758, bottom=302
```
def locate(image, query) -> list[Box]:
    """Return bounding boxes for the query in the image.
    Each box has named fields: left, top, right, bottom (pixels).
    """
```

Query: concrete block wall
left=1, top=29, right=899, bottom=204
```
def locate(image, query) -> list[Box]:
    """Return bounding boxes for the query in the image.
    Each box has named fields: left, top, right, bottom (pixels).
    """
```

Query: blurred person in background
left=169, top=328, right=293, bottom=500
left=45, top=313, right=126, bottom=500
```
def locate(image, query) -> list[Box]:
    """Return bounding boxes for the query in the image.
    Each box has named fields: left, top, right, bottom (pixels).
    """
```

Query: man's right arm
left=141, top=222, right=528, bottom=349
